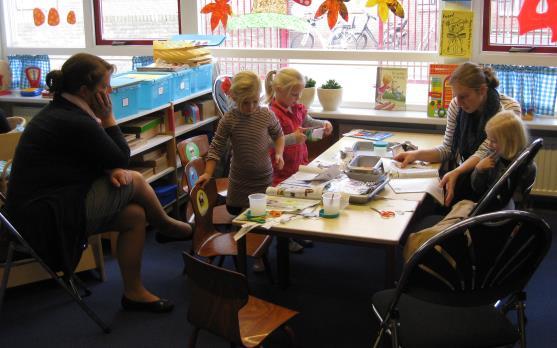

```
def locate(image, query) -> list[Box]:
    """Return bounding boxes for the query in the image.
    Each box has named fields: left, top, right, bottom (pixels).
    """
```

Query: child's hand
left=476, top=153, right=496, bottom=172
left=108, top=168, right=132, bottom=187
left=293, top=128, right=307, bottom=144
left=323, top=121, right=333, bottom=136
left=274, top=154, right=285, bottom=170
left=196, top=173, right=211, bottom=188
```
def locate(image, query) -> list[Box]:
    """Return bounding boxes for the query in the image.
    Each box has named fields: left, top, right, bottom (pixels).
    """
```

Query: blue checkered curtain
left=132, top=56, right=154, bottom=70
left=7, top=55, right=50, bottom=89
left=490, top=65, right=557, bottom=116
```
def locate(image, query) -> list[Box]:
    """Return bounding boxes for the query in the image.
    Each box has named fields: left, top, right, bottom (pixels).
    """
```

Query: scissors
left=370, top=207, right=396, bottom=219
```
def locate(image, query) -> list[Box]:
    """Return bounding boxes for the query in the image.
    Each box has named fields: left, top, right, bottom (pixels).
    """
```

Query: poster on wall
left=439, top=9, right=473, bottom=58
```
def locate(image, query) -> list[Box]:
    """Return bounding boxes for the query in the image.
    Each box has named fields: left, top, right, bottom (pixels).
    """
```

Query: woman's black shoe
left=121, top=296, right=175, bottom=313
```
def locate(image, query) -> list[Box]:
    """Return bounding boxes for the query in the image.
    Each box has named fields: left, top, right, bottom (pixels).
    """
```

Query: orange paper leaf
left=67, top=10, right=77, bottom=25
left=200, top=0, right=232, bottom=31
left=315, top=0, right=349, bottom=30
left=47, top=8, right=60, bottom=26
left=518, top=0, right=557, bottom=42
left=33, top=8, right=45, bottom=26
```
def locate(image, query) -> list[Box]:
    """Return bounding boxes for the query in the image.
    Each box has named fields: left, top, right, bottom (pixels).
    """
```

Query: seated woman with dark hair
left=6, top=53, right=191, bottom=313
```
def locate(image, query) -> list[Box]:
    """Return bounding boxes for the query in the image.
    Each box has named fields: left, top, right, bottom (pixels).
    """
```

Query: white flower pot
left=300, top=87, right=316, bottom=108
left=317, top=88, right=343, bottom=111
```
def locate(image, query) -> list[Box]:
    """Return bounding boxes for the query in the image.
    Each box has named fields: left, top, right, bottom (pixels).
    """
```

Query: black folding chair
left=211, top=74, right=234, bottom=178
left=372, top=210, right=552, bottom=348
left=0, top=200, right=110, bottom=333
left=470, top=138, right=543, bottom=216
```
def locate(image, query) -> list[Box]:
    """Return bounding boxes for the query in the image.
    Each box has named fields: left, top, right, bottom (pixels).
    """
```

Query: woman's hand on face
left=91, top=91, right=113, bottom=121
left=475, top=154, right=496, bottom=172
left=323, top=121, right=333, bottom=136
left=440, top=169, right=461, bottom=206
left=109, top=168, right=132, bottom=187
left=196, top=173, right=211, bottom=188
left=293, top=128, right=307, bottom=144
left=275, top=154, right=285, bottom=170
left=393, top=150, right=418, bottom=168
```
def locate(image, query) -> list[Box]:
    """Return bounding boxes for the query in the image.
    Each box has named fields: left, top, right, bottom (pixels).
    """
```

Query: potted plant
left=300, top=77, right=316, bottom=108
left=317, top=79, right=343, bottom=111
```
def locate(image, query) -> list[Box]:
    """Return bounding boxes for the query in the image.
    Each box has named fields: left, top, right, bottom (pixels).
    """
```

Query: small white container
left=374, top=141, right=388, bottom=157
left=322, top=192, right=341, bottom=216
left=248, top=193, right=267, bottom=216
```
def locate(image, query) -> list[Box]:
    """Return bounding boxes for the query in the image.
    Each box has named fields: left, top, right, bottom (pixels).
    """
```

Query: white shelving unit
left=146, top=167, right=176, bottom=184
left=175, top=116, right=219, bottom=137
left=130, top=134, right=173, bottom=156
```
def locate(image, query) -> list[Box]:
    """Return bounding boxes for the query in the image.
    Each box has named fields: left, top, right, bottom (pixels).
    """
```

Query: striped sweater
left=207, top=106, right=283, bottom=208
left=435, top=94, right=521, bottom=162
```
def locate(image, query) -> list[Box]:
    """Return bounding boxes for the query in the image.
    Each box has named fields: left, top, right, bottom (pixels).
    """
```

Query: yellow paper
left=439, top=9, right=473, bottom=58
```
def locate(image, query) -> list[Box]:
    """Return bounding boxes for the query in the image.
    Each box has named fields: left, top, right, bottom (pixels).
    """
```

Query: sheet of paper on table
left=384, top=158, right=439, bottom=179
left=266, top=195, right=321, bottom=212
left=389, top=177, right=444, bottom=204
left=287, top=164, right=341, bottom=182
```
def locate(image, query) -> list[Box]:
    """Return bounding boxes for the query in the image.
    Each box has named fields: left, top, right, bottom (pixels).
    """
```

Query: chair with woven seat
left=183, top=251, right=298, bottom=348
left=372, top=210, right=552, bottom=348
left=186, top=178, right=274, bottom=282
left=0, top=198, right=110, bottom=333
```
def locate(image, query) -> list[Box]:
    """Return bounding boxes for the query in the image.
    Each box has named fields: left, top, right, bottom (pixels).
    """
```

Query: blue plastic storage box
left=118, top=72, right=172, bottom=110
left=153, top=183, right=178, bottom=206
left=110, top=76, right=140, bottom=120
left=191, top=63, right=213, bottom=93
left=170, top=69, right=192, bottom=101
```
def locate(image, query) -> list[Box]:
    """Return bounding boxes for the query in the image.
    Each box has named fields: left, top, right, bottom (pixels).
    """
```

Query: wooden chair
left=188, top=178, right=274, bottom=282
left=183, top=252, right=298, bottom=348
left=183, top=157, right=233, bottom=226
left=177, top=135, right=228, bottom=195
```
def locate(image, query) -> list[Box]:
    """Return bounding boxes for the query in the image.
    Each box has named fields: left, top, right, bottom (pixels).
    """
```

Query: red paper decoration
left=315, top=0, right=349, bottom=30
left=517, top=0, right=557, bottom=42
left=67, top=10, right=77, bottom=25
left=200, top=0, right=233, bottom=32
left=47, top=8, right=60, bottom=26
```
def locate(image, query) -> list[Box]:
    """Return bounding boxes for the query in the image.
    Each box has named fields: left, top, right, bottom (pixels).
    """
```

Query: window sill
left=309, top=107, right=557, bottom=132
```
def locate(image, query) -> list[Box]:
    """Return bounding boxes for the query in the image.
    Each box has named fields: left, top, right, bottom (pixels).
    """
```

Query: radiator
left=532, top=143, right=557, bottom=197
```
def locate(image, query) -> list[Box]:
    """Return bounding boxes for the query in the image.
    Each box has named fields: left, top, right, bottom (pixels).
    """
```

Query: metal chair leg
left=262, top=253, right=274, bottom=285
left=188, top=327, right=200, bottom=348
left=0, top=241, right=16, bottom=315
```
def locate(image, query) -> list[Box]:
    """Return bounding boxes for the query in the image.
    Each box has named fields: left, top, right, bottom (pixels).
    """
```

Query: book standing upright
left=375, top=67, right=408, bottom=111
left=427, top=64, right=458, bottom=118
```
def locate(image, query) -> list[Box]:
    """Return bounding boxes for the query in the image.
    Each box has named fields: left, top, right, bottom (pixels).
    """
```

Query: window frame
left=482, top=0, right=557, bottom=53
left=92, top=0, right=182, bottom=46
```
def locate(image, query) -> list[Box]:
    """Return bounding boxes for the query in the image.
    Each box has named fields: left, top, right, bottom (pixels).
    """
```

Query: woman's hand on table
left=109, top=168, right=132, bottom=187
left=393, top=150, right=419, bottom=168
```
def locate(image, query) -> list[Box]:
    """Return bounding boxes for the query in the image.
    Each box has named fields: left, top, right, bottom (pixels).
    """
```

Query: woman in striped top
left=394, top=62, right=521, bottom=206
left=197, top=71, right=285, bottom=214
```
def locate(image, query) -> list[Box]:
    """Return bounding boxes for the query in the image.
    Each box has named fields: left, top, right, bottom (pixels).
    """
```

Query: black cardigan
left=6, top=96, right=129, bottom=273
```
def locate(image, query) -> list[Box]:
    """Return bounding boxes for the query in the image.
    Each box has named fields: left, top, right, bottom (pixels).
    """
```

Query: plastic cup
left=248, top=193, right=267, bottom=216
left=322, top=192, right=341, bottom=216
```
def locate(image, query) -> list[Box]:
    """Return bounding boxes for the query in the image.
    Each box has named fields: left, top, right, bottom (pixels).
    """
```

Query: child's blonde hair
left=264, top=68, right=304, bottom=104
left=230, top=71, right=261, bottom=106
left=485, top=111, right=529, bottom=160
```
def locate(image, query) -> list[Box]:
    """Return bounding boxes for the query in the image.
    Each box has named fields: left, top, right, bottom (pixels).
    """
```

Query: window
left=198, top=0, right=441, bottom=107
left=483, top=0, right=557, bottom=53
left=93, top=0, right=180, bottom=45
left=2, top=0, right=85, bottom=48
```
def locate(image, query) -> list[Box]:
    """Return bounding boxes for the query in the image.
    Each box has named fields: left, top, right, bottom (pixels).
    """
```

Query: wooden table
left=233, top=131, right=443, bottom=288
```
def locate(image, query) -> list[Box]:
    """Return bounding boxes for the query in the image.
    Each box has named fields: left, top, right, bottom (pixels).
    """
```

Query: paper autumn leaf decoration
left=48, top=8, right=60, bottom=26
left=315, top=0, right=349, bottom=30
left=33, top=8, right=45, bottom=26
left=67, top=10, right=77, bottom=25
left=201, top=0, right=233, bottom=31
left=366, top=0, right=405, bottom=23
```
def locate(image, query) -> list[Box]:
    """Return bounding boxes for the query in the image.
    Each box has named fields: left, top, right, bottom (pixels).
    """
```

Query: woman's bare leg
left=111, top=203, right=159, bottom=302
left=129, top=171, right=191, bottom=238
